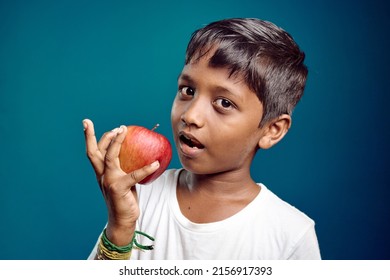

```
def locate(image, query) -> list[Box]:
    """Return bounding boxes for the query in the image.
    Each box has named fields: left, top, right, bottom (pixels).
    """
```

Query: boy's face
left=171, top=54, right=267, bottom=175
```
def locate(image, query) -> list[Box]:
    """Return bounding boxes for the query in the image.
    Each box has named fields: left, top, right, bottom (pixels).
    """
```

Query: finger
left=104, top=125, right=128, bottom=169
left=83, top=119, right=99, bottom=158
left=123, top=161, right=160, bottom=186
left=83, top=119, right=104, bottom=175
left=97, top=127, right=120, bottom=158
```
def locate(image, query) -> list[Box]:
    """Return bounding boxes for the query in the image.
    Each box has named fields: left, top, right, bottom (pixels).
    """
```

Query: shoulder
left=258, top=184, right=316, bottom=250
left=260, top=184, right=315, bottom=228
left=258, top=185, right=320, bottom=259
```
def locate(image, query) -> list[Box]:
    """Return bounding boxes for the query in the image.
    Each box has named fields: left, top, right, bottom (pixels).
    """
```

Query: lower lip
left=179, top=141, right=204, bottom=158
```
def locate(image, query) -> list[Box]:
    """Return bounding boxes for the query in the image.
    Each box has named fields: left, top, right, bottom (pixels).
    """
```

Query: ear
left=258, top=114, right=292, bottom=150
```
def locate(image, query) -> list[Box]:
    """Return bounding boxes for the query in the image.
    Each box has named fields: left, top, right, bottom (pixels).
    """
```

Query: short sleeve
left=287, top=224, right=321, bottom=260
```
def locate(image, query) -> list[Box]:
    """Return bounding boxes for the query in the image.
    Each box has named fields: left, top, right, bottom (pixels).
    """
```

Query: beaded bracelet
left=96, top=229, right=155, bottom=260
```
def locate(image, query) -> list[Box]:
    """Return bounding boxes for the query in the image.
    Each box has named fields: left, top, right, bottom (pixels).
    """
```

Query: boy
left=83, top=18, right=321, bottom=260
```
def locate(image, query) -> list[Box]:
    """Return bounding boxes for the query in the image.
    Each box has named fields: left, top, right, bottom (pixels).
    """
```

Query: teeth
left=180, top=134, right=204, bottom=149
left=180, top=135, right=194, bottom=147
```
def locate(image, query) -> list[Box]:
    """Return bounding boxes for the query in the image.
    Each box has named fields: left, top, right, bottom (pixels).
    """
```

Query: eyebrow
left=177, top=73, right=194, bottom=84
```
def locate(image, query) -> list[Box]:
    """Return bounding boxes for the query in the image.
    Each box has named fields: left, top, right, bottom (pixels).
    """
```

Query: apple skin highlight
left=119, top=125, right=172, bottom=184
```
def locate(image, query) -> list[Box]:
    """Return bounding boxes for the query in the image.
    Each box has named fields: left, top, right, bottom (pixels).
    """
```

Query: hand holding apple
left=119, top=124, right=172, bottom=184
left=83, top=119, right=167, bottom=247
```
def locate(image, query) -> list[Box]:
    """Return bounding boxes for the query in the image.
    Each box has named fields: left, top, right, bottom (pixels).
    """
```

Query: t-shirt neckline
left=168, top=169, right=268, bottom=233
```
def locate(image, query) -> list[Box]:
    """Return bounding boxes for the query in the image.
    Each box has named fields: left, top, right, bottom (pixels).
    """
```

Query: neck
left=181, top=168, right=258, bottom=199
left=177, top=168, right=261, bottom=223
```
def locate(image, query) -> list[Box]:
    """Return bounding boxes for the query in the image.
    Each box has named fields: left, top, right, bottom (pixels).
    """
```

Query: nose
left=180, top=96, right=206, bottom=128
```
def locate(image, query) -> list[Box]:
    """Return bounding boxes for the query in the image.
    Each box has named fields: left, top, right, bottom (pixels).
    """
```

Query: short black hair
left=185, top=18, right=308, bottom=126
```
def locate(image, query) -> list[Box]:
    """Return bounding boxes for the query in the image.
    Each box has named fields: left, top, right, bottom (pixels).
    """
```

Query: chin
left=179, top=158, right=210, bottom=175
left=179, top=159, right=229, bottom=176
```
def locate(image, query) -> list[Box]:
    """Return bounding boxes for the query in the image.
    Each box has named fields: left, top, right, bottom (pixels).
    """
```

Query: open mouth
left=179, top=133, right=205, bottom=149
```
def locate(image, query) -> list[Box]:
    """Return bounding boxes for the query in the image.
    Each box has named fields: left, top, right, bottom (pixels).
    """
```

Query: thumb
left=124, top=161, right=160, bottom=186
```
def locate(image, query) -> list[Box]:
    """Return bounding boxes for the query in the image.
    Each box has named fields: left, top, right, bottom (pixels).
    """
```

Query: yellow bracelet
left=95, top=229, right=155, bottom=260
left=97, top=238, right=132, bottom=260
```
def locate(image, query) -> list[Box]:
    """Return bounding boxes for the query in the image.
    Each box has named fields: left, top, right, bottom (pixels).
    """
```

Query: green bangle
left=133, top=230, right=155, bottom=250
left=101, top=228, right=155, bottom=253
left=101, top=229, right=133, bottom=253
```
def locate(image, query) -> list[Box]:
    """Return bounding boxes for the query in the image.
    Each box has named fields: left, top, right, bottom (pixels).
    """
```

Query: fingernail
left=82, top=120, right=87, bottom=131
left=111, top=127, right=119, bottom=133
left=118, top=125, right=125, bottom=134
left=151, top=161, right=160, bottom=168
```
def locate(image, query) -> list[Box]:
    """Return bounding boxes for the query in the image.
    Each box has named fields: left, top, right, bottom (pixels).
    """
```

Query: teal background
left=0, top=0, right=389, bottom=259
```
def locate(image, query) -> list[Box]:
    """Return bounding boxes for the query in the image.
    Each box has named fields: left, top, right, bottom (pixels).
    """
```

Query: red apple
left=119, top=124, right=172, bottom=184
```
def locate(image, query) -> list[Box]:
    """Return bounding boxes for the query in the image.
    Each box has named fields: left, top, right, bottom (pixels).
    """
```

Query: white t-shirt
left=88, top=169, right=321, bottom=260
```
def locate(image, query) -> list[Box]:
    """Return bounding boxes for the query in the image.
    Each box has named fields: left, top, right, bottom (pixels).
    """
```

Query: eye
left=179, top=86, right=195, bottom=97
left=214, top=98, right=235, bottom=111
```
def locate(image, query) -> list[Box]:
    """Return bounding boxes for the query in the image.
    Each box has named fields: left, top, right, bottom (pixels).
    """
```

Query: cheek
left=211, top=126, right=258, bottom=157
left=170, top=99, right=181, bottom=125
left=221, top=122, right=258, bottom=153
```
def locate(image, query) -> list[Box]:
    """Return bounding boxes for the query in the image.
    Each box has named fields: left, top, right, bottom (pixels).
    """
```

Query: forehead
left=179, top=55, right=250, bottom=93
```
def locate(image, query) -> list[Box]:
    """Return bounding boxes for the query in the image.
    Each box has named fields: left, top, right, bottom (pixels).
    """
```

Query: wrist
left=96, top=226, right=155, bottom=260
left=106, top=222, right=136, bottom=246
left=96, top=228, right=133, bottom=260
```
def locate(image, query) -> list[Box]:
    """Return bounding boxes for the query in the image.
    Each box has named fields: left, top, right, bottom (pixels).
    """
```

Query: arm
left=83, top=119, right=160, bottom=259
